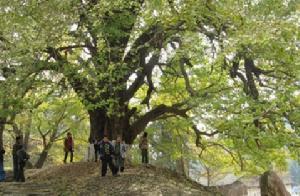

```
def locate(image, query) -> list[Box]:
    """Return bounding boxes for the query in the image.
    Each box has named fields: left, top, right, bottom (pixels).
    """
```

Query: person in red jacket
left=63, top=132, right=74, bottom=163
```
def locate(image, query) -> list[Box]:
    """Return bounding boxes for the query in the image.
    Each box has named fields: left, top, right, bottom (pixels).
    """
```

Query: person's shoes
left=113, top=174, right=120, bottom=177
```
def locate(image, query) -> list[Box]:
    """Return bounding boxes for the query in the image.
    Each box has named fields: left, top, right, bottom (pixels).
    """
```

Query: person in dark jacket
left=63, top=132, right=74, bottom=163
left=16, top=145, right=30, bottom=182
left=0, top=148, right=5, bottom=182
left=99, top=135, right=117, bottom=177
left=12, top=136, right=22, bottom=181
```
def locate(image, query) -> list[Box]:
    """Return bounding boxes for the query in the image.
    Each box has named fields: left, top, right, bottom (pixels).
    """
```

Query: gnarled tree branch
left=130, top=103, right=189, bottom=136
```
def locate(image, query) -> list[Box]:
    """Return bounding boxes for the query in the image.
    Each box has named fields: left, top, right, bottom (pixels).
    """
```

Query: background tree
left=32, top=94, right=87, bottom=168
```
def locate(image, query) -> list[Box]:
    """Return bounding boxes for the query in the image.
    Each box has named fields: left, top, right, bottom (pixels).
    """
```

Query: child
left=99, top=135, right=117, bottom=177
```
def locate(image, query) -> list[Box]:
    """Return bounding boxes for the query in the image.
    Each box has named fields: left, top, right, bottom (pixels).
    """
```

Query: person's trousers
left=101, top=156, right=116, bottom=176
left=114, top=156, right=125, bottom=173
left=141, top=149, right=148, bottom=164
left=94, top=149, right=100, bottom=162
left=13, top=156, right=18, bottom=180
left=16, top=164, right=25, bottom=182
left=0, top=162, right=5, bottom=182
left=64, top=151, right=73, bottom=162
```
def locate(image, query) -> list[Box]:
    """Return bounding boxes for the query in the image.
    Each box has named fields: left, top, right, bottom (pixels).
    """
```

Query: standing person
left=0, top=148, right=5, bottom=182
left=94, top=137, right=101, bottom=162
left=99, top=135, right=117, bottom=177
left=113, top=136, right=127, bottom=173
left=16, top=145, right=30, bottom=182
left=139, top=132, right=149, bottom=165
left=63, top=132, right=74, bottom=163
left=120, top=140, right=127, bottom=172
left=12, top=136, right=22, bottom=181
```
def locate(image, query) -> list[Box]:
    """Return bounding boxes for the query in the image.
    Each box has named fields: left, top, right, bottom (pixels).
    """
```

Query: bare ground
left=0, top=162, right=220, bottom=196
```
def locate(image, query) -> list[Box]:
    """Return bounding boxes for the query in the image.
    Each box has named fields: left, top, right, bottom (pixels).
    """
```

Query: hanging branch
left=180, top=58, right=196, bottom=96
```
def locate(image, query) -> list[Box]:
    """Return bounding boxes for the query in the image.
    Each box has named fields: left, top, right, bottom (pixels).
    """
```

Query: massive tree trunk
left=88, top=102, right=189, bottom=144
left=88, top=107, right=136, bottom=144
left=88, top=109, right=107, bottom=143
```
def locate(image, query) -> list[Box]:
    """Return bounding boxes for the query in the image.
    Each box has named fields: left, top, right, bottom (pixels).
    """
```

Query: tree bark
left=23, top=113, right=33, bottom=151
left=88, top=109, right=107, bottom=143
left=88, top=102, right=188, bottom=144
left=244, top=58, right=259, bottom=100
left=260, top=170, right=291, bottom=196
left=207, top=167, right=211, bottom=186
left=88, top=108, right=134, bottom=143
left=176, top=157, right=185, bottom=176
left=34, top=143, right=53, bottom=169
left=0, top=121, right=5, bottom=149
left=24, top=129, right=30, bottom=151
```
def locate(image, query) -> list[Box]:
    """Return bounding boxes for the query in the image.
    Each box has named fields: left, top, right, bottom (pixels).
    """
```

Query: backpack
left=139, top=138, right=148, bottom=149
left=104, top=143, right=111, bottom=155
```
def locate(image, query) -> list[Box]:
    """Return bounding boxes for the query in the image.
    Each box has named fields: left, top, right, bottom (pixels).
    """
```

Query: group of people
left=65, top=132, right=149, bottom=177
left=97, top=135, right=127, bottom=176
left=0, top=136, right=30, bottom=182
left=91, top=132, right=149, bottom=176
left=0, top=131, right=149, bottom=182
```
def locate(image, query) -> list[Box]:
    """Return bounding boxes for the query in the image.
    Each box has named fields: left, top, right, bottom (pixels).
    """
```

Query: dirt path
left=0, top=162, right=220, bottom=196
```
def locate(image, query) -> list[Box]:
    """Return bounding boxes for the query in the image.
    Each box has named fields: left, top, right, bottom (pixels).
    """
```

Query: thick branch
left=130, top=103, right=189, bottom=136
left=192, top=125, right=219, bottom=147
left=124, top=54, right=160, bottom=102
left=244, top=58, right=259, bottom=100
left=141, top=71, right=155, bottom=107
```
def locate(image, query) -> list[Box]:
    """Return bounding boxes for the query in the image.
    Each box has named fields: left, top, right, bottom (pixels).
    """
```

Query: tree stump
left=260, top=171, right=291, bottom=196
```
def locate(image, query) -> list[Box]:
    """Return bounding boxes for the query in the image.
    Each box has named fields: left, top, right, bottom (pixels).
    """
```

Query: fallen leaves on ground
left=0, top=162, right=220, bottom=196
